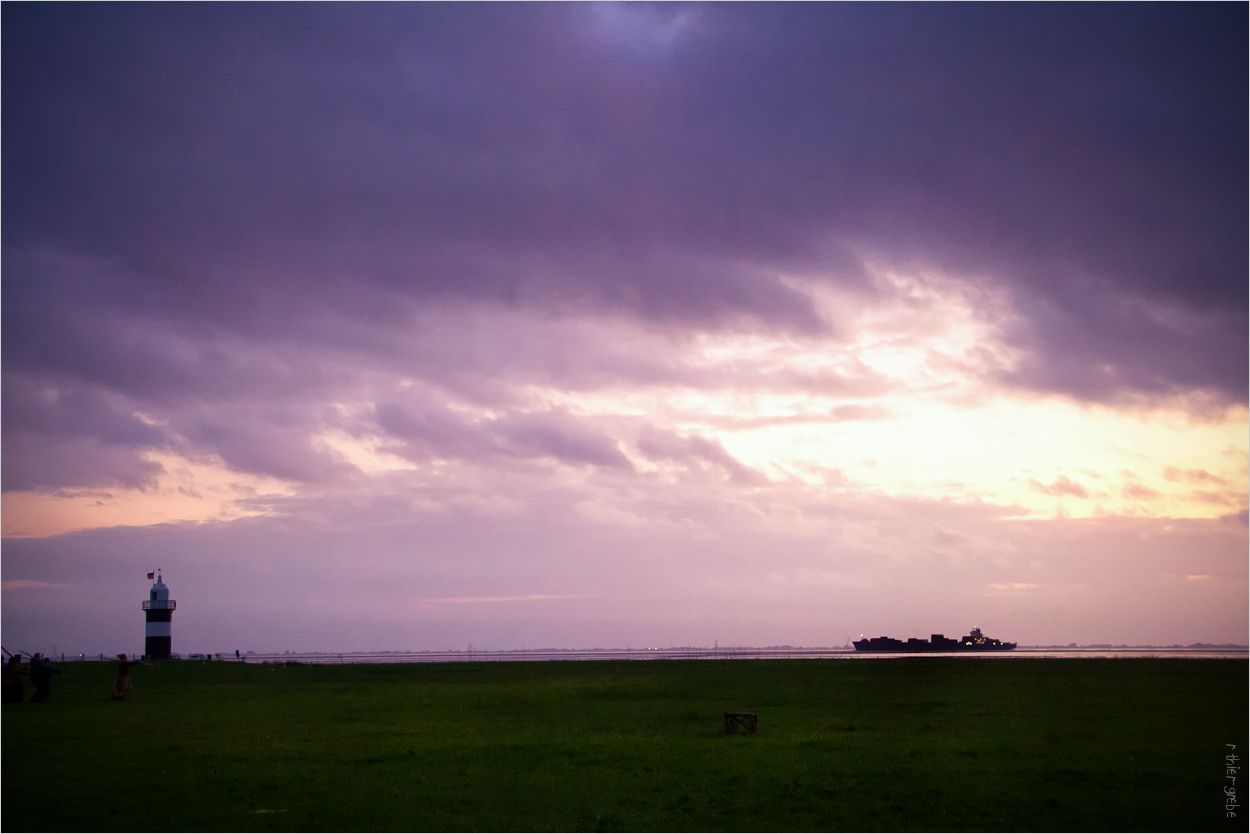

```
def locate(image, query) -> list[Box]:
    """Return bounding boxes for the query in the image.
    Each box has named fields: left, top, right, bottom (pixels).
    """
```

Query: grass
left=3, top=657, right=1245, bottom=831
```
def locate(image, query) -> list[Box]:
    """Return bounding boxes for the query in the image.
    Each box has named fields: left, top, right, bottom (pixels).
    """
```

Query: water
left=227, top=646, right=1248, bottom=664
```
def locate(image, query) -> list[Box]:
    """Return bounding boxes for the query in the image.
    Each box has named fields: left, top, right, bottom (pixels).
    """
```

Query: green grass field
left=3, top=657, right=1245, bottom=832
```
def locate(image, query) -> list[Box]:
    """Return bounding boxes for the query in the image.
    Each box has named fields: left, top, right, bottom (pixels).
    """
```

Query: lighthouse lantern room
left=142, top=571, right=176, bottom=659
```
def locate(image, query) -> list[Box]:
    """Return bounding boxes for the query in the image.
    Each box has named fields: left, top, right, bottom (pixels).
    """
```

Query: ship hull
left=852, top=642, right=1016, bottom=652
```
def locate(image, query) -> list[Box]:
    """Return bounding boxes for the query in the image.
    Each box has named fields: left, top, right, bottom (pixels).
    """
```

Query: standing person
left=27, top=653, right=41, bottom=687
left=2, top=655, right=25, bottom=703
left=111, top=654, right=145, bottom=700
left=29, top=654, right=61, bottom=703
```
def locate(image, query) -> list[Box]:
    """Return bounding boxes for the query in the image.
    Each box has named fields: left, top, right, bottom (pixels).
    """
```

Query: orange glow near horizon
left=1, top=452, right=294, bottom=539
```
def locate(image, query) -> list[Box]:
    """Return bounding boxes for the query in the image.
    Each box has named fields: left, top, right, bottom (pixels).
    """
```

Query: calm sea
left=219, top=646, right=1248, bottom=664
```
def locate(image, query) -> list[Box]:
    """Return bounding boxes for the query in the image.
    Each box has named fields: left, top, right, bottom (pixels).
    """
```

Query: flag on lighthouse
left=147, top=572, right=155, bottom=580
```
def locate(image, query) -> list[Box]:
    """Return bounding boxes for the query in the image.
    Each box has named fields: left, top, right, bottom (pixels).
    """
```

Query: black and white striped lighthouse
left=142, top=571, right=176, bottom=659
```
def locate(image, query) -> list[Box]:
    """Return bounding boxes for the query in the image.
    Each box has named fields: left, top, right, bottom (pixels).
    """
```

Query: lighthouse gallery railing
left=141, top=600, right=176, bottom=610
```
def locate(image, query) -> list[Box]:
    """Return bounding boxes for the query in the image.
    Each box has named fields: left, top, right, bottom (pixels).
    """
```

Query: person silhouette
left=111, top=654, right=147, bottom=700
left=27, top=654, right=40, bottom=692
left=29, top=654, right=61, bottom=703
left=2, top=655, right=25, bottom=703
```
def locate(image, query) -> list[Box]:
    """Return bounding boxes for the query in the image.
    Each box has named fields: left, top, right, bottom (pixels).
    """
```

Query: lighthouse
left=142, top=571, right=176, bottom=659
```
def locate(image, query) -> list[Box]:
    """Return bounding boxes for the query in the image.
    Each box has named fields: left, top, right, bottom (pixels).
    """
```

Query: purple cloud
left=376, top=401, right=632, bottom=471
left=1029, top=476, right=1089, bottom=499
left=2, top=5, right=1245, bottom=653
left=636, top=424, right=765, bottom=485
left=4, top=3, right=1244, bottom=411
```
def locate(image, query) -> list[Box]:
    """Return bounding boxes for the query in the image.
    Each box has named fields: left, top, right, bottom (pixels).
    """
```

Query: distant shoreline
left=46, top=645, right=1249, bottom=664
left=94, top=646, right=1247, bottom=665
left=238, top=642, right=1250, bottom=655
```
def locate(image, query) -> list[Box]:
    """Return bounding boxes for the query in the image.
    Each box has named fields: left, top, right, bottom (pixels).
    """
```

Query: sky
left=2, top=3, right=1246, bottom=656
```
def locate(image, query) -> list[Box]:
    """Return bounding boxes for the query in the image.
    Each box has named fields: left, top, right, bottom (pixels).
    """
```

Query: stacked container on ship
left=853, top=627, right=1015, bottom=652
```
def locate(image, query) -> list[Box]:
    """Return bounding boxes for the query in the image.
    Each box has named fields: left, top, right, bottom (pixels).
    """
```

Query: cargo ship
left=853, top=627, right=1016, bottom=652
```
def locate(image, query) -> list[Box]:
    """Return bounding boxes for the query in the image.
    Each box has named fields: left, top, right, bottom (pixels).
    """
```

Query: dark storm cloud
left=180, top=413, right=353, bottom=484
left=376, top=401, right=632, bottom=471
left=493, top=411, right=634, bottom=470
left=0, top=370, right=172, bottom=492
left=3, top=2, right=1245, bottom=477
left=2, top=373, right=164, bottom=446
left=1, top=433, right=165, bottom=493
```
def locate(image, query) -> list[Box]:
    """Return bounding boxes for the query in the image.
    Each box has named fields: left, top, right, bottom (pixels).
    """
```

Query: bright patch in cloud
left=313, top=429, right=417, bottom=474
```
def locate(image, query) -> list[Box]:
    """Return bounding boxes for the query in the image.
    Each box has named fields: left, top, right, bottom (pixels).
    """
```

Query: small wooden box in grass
left=724, top=711, right=757, bottom=734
